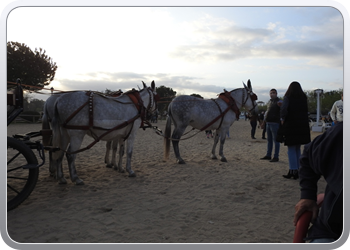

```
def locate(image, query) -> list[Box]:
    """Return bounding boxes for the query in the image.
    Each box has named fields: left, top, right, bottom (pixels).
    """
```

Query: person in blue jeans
left=279, top=82, right=311, bottom=179
left=260, top=89, right=281, bottom=162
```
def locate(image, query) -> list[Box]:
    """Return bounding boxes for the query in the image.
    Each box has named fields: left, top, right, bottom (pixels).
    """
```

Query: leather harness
left=61, top=90, right=152, bottom=154
left=199, top=91, right=240, bottom=132
left=199, top=86, right=257, bottom=132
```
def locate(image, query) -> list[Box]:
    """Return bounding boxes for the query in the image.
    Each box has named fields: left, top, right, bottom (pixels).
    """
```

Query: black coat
left=299, top=122, right=343, bottom=240
left=279, top=96, right=311, bottom=146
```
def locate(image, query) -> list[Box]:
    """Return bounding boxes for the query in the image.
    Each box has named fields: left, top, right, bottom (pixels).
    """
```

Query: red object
left=293, top=193, right=325, bottom=243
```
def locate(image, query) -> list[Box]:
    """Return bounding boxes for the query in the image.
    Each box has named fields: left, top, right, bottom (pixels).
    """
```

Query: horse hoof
left=58, top=178, right=67, bottom=185
left=211, top=155, right=218, bottom=160
left=128, top=172, right=136, bottom=177
left=106, top=164, right=113, bottom=168
left=119, top=169, right=125, bottom=173
left=75, top=179, right=84, bottom=185
left=220, top=157, right=227, bottom=162
left=177, top=159, right=186, bottom=164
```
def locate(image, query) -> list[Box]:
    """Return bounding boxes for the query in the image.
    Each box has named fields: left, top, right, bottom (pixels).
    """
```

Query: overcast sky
left=5, top=4, right=345, bottom=103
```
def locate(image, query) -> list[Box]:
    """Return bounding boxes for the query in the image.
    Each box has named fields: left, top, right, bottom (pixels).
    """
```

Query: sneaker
left=260, top=156, right=271, bottom=160
left=270, top=158, right=279, bottom=162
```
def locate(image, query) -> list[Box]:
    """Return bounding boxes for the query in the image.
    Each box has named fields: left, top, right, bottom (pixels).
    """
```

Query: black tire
left=7, top=137, right=39, bottom=211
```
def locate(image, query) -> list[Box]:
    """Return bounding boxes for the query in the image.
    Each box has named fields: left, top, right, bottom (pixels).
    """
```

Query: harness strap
left=126, top=91, right=146, bottom=128
left=65, top=113, right=140, bottom=154
left=199, top=104, right=231, bottom=132
left=61, top=89, right=154, bottom=154
left=62, top=101, right=89, bottom=129
left=219, top=91, right=240, bottom=120
left=62, top=91, right=95, bottom=130
left=199, top=92, right=239, bottom=132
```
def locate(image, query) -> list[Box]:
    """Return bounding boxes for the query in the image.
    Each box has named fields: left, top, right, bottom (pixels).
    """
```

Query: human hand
left=293, top=199, right=319, bottom=226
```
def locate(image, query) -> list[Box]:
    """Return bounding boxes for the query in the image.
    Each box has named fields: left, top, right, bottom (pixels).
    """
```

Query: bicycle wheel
left=7, top=136, right=39, bottom=211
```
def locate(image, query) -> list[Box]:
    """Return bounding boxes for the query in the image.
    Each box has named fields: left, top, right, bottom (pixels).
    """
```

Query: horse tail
left=164, top=108, right=172, bottom=161
left=41, top=102, right=51, bottom=146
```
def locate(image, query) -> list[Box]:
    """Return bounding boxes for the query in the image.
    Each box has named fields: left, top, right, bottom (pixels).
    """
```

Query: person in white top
left=330, top=94, right=343, bottom=124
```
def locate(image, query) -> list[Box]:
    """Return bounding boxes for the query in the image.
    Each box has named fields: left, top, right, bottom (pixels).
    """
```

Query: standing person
left=259, top=111, right=266, bottom=139
left=248, top=112, right=259, bottom=139
left=260, top=89, right=281, bottom=162
left=293, top=122, right=343, bottom=243
left=279, top=81, right=311, bottom=179
left=330, top=93, right=343, bottom=125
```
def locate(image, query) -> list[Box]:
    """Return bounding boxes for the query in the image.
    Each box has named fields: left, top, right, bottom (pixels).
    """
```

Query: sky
left=4, top=3, right=346, bottom=104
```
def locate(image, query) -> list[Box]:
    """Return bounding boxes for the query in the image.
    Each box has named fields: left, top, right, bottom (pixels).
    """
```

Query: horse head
left=141, top=80, right=159, bottom=116
left=242, top=79, right=258, bottom=114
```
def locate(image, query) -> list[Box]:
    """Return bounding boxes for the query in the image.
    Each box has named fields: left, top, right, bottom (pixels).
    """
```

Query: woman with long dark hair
left=280, top=81, right=311, bottom=179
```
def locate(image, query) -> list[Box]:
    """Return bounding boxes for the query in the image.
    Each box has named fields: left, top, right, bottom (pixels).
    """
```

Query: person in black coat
left=280, top=81, right=311, bottom=179
left=294, top=122, right=343, bottom=243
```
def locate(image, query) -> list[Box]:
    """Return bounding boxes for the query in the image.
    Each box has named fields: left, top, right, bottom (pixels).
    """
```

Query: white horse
left=50, top=81, right=158, bottom=185
left=42, top=93, right=124, bottom=176
left=164, top=80, right=258, bottom=164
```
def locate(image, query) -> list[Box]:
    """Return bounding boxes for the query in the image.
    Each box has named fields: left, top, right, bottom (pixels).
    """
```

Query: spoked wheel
left=7, top=136, right=39, bottom=211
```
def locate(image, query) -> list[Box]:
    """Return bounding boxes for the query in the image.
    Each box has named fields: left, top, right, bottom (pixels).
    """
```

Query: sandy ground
left=6, top=120, right=325, bottom=244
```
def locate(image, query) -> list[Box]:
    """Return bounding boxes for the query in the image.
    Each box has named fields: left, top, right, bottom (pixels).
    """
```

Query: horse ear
left=243, top=81, right=247, bottom=89
left=151, top=80, right=155, bottom=90
left=142, top=81, right=147, bottom=88
left=247, top=79, right=252, bottom=90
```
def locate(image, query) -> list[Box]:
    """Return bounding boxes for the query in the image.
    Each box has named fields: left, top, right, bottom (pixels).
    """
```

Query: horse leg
left=49, top=147, right=70, bottom=178
left=116, top=139, right=125, bottom=173
left=105, top=141, right=113, bottom=168
left=125, top=133, right=137, bottom=177
left=51, top=130, right=68, bottom=184
left=49, top=151, right=55, bottom=176
left=218, top=131, right=227, bottom=162
left=66, top=131, right=85, bottom=185
left=211, top=131, right=220, bottom=160
left=172, top=126, right=187, bottom=164
left=111, top=139, right=125, bottom=173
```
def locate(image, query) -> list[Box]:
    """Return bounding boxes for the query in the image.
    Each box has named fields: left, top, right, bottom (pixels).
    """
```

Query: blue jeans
left=287, top=145, right=301, bottom=170
left=266, top=123, right=280, bottom=158
left=309, top=238, right=336, bottom=243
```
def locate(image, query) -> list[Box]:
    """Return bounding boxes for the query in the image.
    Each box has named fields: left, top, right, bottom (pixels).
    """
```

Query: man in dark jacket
left=293, top=122, right=343, bottom=243
left=260, top=89, right=281, bottom=162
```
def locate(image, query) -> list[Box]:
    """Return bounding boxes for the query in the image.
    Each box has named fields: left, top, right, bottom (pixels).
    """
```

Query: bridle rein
left=242, top=86, right=258, bottom=113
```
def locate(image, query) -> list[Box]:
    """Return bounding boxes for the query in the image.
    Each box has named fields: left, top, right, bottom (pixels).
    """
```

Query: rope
left=149, top=124, right=204, bottom=142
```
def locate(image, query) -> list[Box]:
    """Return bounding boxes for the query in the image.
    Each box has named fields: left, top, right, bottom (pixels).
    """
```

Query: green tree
left=26, top=98, right=45, bottom=112
left=7, top=41, right=57, bottom=91
left=321, top=89, right=342, bottom=114
left=156, top=85, right=177, bottom=113
left=305, top=90, right=317, bottom=114
left=306, top=89, right=342, bottom=115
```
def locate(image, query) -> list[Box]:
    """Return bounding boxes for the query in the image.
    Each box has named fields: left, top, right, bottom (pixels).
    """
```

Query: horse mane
left=123, top=88, right=140, bottom=95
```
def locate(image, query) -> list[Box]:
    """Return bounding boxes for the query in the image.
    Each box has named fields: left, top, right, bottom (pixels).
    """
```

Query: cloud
left=169, top=13, right=343, bottom=69
left=54, top=71, right=234, bottom=99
